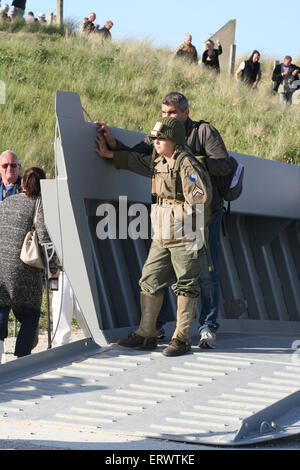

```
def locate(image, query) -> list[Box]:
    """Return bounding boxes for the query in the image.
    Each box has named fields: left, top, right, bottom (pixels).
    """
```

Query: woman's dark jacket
left=202, top=45, right=223, bottom=72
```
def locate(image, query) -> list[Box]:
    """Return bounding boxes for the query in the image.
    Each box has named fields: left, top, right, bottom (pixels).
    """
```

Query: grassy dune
left=0, top=29, right=299, bottom=178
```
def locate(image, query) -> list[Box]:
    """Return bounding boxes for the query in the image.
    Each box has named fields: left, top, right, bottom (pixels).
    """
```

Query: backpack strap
left=32, top=197, right=41, bottom=231
left=221, top=203, right=231, bottom=238
left=185, top=120, right=209, bottom=156
left=171, top=151, right=189, bottom=200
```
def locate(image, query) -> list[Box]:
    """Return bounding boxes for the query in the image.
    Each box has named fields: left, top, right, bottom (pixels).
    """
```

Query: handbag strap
left=32, top=197, right=41, bottom=229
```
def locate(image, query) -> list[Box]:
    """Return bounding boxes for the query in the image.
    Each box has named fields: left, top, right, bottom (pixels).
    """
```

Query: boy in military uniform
left=95, top=117, right=212, bottom=356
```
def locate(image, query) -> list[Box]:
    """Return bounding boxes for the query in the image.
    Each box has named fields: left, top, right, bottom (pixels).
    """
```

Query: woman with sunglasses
left=0, top=167, right=57, bottom=363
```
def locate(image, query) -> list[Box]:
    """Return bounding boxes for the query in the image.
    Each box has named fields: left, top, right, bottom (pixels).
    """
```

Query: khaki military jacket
left=175, top=43, right=198, bottom=63
left=114, top=117, right=231, bottom=213
left=114, top=148, right=209, bottom=249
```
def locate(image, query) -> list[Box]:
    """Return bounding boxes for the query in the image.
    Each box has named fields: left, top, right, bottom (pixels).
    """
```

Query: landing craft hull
left=0, top=91, right=299, bottom=447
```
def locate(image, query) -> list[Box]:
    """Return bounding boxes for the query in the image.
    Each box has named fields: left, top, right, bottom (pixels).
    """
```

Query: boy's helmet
left=149, top=116, right=186, bottom=145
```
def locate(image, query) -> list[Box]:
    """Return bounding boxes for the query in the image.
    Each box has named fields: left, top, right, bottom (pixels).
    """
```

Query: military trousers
left=139, top=242, right=205, bottom=298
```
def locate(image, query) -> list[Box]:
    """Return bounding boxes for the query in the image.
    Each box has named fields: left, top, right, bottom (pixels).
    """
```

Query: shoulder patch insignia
left=189, top=173, right=198, bottom=183
left=192, top=185, right=204, bottom=197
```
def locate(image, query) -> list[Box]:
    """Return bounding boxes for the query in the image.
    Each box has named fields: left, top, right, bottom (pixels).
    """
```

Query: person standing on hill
left=272, top=56, right=300, bottom=105
left=235, top=50, right=262, bottom=89
left=11, top=0, right=26, bottom=18
left=175, top=34, right=198, bottom=63
left=97, top=20, right=114, bottom=40
left=26, top=11, right=37, bottom=23
left=0, top=4, right=10, bottom=21
left=37, top=12, right=47, bottom=24
left=83, top=12, right=97, bottom=33
left=202, top=39, right=222, bottom=73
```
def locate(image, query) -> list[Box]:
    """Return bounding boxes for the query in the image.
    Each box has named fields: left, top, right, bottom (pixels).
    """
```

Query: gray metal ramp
left=1, top=333, right=300, bottom=447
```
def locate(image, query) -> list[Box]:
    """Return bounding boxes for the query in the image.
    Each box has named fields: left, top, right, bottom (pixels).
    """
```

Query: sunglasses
left=1, top=163, right=19, bottom=169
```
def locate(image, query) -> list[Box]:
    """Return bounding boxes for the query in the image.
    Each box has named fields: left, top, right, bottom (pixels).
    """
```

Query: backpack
left=185, top=120, right=244, bottom=204
left=216, top=155, right=245, bottom=238
left=215, top=155, right=244, bottom=202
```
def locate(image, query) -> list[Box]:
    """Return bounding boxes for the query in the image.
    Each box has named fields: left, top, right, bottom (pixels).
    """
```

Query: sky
left=7, top=0, right=300, bottom=59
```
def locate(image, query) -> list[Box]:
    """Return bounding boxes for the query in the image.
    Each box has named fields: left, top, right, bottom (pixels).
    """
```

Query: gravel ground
left=3, top=328, right=86, bottom=362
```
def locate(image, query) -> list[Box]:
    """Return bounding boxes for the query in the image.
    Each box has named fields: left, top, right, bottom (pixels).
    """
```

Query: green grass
left=8, top=290, right=78, bottom=336
left=7, top=291, right=51, bottom=336
left=0, top=29, right=299, bottom=177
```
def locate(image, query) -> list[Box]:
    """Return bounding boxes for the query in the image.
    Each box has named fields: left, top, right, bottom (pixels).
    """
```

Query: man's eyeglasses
left=1, top=163, right=19, bottom=169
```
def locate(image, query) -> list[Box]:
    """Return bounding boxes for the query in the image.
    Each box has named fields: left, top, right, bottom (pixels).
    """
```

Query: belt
left=156, top=197, right=185, bottom=206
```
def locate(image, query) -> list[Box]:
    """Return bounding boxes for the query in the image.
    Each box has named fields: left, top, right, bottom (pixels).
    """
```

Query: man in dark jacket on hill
left=96, top=92, right=232, bottom=349
left=272, top=56, right=300, bottom=104
left=97, top=20, right=113, bottom=40
left=83, top=12, right=96, bottom=33
left=12, top=0, right=26, bottom=17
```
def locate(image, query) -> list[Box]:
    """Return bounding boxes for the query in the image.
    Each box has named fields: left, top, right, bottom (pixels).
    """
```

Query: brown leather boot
left=118, top=332, right=158, bottom=350
left=118, top=292, right=164, bottom=350
left=162, top=338, right=191, bottom=357
left=162, top=295, right=197, bottom=356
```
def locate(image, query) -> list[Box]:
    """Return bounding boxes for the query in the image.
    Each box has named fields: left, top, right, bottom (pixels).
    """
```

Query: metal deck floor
left=1, top=333, right=300, bottom=447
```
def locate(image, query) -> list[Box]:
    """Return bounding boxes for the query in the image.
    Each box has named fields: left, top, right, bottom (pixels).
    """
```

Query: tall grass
left=0, top=30, right=299, bottom=179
